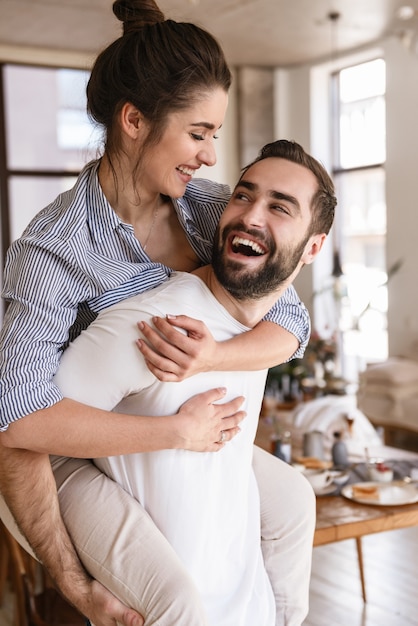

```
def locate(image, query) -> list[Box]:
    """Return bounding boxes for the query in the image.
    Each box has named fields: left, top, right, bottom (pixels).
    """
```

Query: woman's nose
left=197, top=142, right=217, bottom=167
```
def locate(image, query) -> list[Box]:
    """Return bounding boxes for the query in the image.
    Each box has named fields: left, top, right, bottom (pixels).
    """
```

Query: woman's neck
left=98, top=154, right=161, bottom=225
left=97, top=154, right=199, bottom=270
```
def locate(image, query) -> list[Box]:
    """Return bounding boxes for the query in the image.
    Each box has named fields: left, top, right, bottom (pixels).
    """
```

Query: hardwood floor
left=2, top=527, right=417, bottom=626
left=304, top=527, right=418, bottom=626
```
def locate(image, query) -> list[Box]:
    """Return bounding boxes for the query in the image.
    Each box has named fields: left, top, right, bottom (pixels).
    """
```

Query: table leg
left=355, top=537, right=367, bottom=602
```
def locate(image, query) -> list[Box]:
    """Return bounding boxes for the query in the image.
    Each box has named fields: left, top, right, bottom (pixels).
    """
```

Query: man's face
left=212, top=157, right=322, bottom=300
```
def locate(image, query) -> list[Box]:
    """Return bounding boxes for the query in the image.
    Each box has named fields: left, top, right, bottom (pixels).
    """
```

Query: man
left=1, top=140, right=336, bottom=625
left=54, top=139, right=334, bottom=624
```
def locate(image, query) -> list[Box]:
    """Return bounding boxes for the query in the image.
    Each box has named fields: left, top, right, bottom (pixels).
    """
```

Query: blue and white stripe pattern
left=0, top=160, right=310, bottom=428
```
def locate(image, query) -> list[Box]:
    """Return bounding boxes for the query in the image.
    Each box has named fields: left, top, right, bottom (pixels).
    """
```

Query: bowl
left=329, top=470, right=350, bottom=486
left=367, top=459, right=393, bottom=482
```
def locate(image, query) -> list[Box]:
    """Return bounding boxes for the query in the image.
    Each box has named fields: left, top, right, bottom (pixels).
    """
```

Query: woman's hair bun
left=113, top=0, right=165, bottom=35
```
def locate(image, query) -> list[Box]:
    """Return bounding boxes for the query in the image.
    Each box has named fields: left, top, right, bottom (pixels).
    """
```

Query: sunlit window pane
left=9, top=176, right=76, bottom=241
left=337, top=168, right=386, bottom=243
left=331, top=59, right=387, bottom=379
left=340, top=59, right=386, bottom=102
left=4, top=65, right=100, bottom=170
left=339, top=96, right=386, bottom=167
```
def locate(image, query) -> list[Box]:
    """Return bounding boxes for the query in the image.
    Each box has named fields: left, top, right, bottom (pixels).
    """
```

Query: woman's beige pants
left=0, top=446, right=315, bottom=626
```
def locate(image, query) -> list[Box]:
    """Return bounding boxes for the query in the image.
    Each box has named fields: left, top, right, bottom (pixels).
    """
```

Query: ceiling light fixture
left=327, top=11, right=341, bottom=61
left=396, top=5, right=417, bottom=20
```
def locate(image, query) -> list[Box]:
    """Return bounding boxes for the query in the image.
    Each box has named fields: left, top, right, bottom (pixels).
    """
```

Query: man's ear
left=301, top=233, right=327, bottom=265
left=120, top=102, right=146, bottom=139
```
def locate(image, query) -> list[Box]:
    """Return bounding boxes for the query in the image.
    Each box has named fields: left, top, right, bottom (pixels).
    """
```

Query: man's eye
left=233, top=192, right=249, bottom=201
left=272, top=205, right=289, bottom=214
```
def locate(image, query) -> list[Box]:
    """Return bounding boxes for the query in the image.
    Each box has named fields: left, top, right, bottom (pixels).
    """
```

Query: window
left=331, top=59, right=387, bottom=380
left=0, top=64, right=100, bottom=319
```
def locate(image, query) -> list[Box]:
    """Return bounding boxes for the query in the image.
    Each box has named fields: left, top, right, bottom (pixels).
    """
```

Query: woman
left=0, top=1, right=313, bottom=625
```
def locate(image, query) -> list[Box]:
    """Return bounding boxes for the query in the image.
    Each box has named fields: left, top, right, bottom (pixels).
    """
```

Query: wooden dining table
left=314, top=491, right=418, bottom=601
left=315, top=491, right=418, bottom=546
left=255, top=414, right=418, bottom=602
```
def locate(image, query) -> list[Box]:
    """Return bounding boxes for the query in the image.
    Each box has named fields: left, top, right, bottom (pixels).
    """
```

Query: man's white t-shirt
left=54, top=271, right=275, bottom=625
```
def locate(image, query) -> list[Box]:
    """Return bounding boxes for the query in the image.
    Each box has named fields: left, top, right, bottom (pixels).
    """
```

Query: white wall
left=273, top=65, right=324, bottom=326
left=384, top=37, right=418, bottom=356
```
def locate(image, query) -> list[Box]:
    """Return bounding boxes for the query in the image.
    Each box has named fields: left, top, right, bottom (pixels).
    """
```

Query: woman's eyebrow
left=190, top=122, right=218, bottom=130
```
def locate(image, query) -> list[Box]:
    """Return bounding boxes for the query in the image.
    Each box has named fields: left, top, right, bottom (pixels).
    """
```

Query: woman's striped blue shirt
left=0, top=160, right=310, bottom=428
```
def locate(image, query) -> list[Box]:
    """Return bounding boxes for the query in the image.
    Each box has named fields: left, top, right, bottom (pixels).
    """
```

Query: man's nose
left=241, top=201, right=266, bottom=228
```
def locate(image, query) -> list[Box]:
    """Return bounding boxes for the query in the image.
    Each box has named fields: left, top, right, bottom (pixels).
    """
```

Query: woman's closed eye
left=190, top=133, right=219, bottom=141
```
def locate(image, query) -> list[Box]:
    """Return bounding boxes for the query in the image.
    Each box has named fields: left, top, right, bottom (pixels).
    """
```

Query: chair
left=0, top=520, right=85, bottom=626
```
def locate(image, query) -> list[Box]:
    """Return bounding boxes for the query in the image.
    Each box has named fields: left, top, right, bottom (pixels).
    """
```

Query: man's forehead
left=238, top=157, right=316, bottom=196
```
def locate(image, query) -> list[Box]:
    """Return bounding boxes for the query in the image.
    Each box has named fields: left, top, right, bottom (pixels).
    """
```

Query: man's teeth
left=232, top=236, right=264, bottom=256
left=177, top=166, right=194, bottom=176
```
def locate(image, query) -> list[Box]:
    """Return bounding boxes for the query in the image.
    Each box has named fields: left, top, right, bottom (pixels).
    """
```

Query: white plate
left=314, top=483, right=338, bottom=496
left=342, top=481, right=418, bottom=506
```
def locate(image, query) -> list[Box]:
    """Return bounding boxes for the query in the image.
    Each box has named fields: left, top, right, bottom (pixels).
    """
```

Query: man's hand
left=83, top=579, right=144, bottom=626
left=137, top=315, right=218, bottom=382
left=0, top=446, right=144, bottom=626
left=173, top=387, right=246, bottom=451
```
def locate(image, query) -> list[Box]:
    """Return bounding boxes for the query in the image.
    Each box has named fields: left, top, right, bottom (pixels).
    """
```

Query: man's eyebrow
left=235, top=179, right=301, bottom=213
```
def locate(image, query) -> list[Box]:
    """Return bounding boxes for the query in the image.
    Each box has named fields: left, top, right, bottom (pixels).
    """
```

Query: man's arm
left=0, top=445, right=144, bottom=626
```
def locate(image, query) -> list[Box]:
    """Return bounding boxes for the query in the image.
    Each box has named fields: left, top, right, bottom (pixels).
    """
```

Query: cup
left=304, top=469, right=333, bottom=492
left=303, top=430, right=324, bottom=459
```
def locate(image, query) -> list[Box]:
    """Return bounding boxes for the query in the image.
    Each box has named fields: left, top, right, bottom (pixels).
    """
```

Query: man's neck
left=192, top=265, right=286, bottom=328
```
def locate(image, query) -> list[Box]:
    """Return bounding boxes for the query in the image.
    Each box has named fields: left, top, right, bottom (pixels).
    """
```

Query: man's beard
left=211, top=223, right=311, bottom=301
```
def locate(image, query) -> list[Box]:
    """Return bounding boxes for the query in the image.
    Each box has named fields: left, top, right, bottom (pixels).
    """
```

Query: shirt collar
left=84, top=159, right=122, bottom=242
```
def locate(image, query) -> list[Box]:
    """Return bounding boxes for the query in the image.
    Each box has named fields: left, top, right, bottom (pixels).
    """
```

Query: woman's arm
left=1, top=389, right=245, bottom=456
left=138, top=318, right=299, bottom=382
left=136, top=280, right=310, bottom=381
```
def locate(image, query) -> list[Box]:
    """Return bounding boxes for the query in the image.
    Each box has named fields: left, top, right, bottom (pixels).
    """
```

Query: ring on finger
left=218, top=430, right=226, bottom=444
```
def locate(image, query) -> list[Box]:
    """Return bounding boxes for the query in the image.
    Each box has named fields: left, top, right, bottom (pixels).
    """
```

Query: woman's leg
left=253, top=445, right=316, bottom=626
left=1, top=450, right=314, bottom=626
left=52, top=457, right=208, bottom=626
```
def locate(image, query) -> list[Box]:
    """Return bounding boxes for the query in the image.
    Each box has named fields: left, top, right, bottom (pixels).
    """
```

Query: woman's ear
left=301, top=233, right=327, bottom=265
left=120, top=102, right=145, bottom=139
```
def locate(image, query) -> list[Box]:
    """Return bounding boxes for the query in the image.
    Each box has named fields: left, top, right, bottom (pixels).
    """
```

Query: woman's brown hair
left=87, top=0, right=232, bottom=158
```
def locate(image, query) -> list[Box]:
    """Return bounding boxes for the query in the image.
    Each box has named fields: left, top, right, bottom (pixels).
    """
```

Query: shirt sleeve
left=262, top=285, right=311, bottom=360
left=0, top=237, right=88, bottom=429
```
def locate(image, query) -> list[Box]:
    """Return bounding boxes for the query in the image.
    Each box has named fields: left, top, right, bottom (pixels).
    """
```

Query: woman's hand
left=173, top=387, right=246, bottom=452
left=137, top=315, right=219, bottom=381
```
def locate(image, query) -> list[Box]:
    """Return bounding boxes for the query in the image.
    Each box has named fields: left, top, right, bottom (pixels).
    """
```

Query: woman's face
left=141, top=88, right=228, bottom=198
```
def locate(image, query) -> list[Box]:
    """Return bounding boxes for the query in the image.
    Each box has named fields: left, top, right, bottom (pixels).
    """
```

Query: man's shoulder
left=97, top=272, right=203, bottom=318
